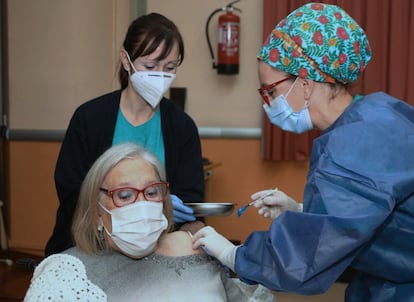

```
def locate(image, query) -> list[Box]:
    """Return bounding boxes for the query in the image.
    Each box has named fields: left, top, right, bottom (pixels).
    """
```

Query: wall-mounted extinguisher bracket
left=206, top=1, right=241, bottom=75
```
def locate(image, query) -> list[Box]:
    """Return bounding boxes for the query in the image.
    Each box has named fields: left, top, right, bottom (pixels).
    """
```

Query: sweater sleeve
left=24, top=254, right=106, bottom=301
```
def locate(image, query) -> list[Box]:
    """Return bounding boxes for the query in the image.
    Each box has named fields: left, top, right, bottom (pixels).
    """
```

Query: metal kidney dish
left=184, top=203, right=235, bottom=217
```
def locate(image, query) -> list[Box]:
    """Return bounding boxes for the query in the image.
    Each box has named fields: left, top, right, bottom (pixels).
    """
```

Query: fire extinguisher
left=205, top=1, right=241, bottom=75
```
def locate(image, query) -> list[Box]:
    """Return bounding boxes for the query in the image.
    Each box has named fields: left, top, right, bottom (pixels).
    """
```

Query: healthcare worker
left=192, top=3, right=414, bottom=301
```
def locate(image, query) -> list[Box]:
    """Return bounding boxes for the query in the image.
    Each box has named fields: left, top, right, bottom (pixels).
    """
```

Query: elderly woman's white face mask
left=98, top=201, right=167, bottom=258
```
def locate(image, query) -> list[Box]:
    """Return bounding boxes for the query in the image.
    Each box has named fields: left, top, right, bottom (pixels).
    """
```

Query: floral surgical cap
left=257, top=2, right=372, bottom=84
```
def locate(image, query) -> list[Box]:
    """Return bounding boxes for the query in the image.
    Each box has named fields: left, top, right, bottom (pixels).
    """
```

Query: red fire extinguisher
left=206, top=1, right=241, bottom=75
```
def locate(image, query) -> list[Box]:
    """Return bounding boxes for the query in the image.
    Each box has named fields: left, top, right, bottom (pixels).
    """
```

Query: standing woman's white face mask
left=123, top=41, right=180, bottom=108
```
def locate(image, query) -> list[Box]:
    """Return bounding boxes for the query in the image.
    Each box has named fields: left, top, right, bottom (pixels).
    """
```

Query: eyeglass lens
left=258, top=76, right=295, bottom=104
left=111, top=183, right=167, bottom=206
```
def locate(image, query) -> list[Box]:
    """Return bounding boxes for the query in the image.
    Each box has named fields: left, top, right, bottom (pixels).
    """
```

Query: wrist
left=220, top=245, right=239, bottom=271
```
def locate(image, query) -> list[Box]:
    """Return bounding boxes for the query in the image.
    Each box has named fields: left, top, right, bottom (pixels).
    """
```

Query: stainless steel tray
left=184, top=202, right=235, bottom=217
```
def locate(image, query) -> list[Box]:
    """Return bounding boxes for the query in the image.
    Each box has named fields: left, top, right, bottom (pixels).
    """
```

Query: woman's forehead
left=105, top=158, right=157, bottom=184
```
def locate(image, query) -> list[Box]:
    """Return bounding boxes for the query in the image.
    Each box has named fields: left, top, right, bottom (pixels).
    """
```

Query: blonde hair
left=72, top=143, right=174, bottom=253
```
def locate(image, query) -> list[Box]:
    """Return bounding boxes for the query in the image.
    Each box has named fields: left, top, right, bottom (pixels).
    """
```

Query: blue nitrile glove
left=171, top=194, right=196, bottom=223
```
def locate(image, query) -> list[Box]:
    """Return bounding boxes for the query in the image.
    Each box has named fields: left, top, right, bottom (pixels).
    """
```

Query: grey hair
left=72, top=143, right=174, bottom=253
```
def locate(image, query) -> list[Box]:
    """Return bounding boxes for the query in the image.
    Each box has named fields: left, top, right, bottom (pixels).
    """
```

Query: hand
left=171, top=194, right=196, bottom=223
left=192, top=226, right=237, bottom=271
left=252, top=189, right=302, bottom=220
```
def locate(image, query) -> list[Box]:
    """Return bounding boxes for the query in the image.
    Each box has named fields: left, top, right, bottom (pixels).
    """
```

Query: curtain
left=262, top=0, right=414, bottom=160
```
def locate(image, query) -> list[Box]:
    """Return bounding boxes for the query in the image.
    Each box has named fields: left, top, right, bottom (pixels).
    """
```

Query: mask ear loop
left=284, top=77, right=299, bottom=98
left=124, top=50, right=138, bottom=74
left=286, top=77, right=310, bottom=111
left=302, top=78, right=312, bottom=109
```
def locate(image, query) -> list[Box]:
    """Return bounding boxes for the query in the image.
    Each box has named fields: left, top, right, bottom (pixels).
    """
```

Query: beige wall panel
left=147, top=0, right=264, bottom=128
left=7, top=0, right=132, bottom=130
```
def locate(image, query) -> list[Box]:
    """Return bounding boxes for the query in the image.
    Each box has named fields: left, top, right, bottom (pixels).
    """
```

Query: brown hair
left=119, top=12, right=185, bottom=89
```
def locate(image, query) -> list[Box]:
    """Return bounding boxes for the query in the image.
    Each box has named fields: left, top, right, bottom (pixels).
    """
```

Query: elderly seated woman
left=24, top=143, right=274, bottom=301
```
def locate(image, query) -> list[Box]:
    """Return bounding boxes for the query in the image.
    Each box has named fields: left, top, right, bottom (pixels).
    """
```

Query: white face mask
left=125, top=52, right=176, bottom=108
left=263, top=78, right=313, bottom=134
left=98, top=201, right=168, bottom=258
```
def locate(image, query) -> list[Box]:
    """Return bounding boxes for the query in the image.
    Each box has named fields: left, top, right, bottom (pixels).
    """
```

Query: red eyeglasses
left=258, top=76, right=295, bottom=105
left=100, top=182, right=169, bottom=207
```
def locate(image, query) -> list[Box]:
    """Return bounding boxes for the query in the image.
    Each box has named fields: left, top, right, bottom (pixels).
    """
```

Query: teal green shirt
left=112, top=108, right=165, bottom=166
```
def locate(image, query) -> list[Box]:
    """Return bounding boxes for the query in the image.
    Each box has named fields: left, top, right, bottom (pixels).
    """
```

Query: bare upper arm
left=155, top=231, right=204, bottom=256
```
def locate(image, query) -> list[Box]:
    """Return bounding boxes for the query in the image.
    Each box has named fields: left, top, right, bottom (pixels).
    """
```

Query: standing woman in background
left=46, top=12, right=204, bottom=256
left=192, top=3, right=414, bottom=301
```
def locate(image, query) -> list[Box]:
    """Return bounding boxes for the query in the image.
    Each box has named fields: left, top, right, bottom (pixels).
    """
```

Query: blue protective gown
left=235, top=92, right=414, bottom=301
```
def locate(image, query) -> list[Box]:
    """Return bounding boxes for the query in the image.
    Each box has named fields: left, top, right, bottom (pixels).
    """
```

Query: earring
left=97, top=224, right=105, bottom=243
